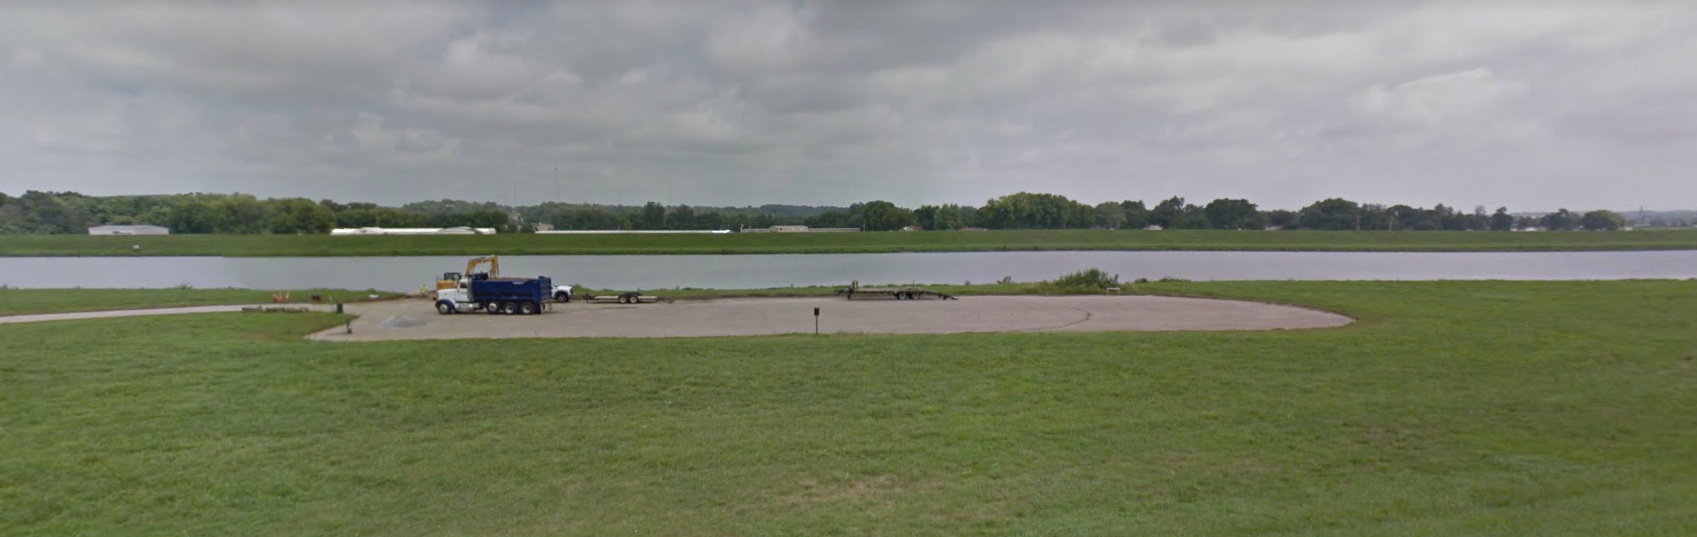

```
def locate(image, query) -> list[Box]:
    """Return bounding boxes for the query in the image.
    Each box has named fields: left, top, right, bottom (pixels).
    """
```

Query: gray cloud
left=1, top=0, right=1694, bottom=210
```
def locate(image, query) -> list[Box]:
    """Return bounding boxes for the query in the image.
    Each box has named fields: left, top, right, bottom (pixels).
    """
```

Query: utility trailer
left=435, top=274, right=554, bottom=315
left=579, top=291, right=674, bottom=304
left=834, top=281, right=957, bottom=300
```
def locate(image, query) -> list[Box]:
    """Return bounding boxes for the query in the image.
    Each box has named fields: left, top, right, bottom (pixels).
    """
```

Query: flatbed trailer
left=835, top=281, right=957, bottom=300
left=579, top=291, right=675, bottom=304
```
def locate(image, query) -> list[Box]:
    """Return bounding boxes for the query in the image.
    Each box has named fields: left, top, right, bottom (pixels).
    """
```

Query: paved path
left=0, top=305, right=330, bottom=325
left=308, top=295, right=1352, bottom=341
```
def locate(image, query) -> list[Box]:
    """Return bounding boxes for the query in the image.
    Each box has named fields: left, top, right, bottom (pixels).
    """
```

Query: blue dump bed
left=469, top=276, right=552, bottom=304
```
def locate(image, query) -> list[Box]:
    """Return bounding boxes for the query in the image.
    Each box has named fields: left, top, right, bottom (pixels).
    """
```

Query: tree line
left=0, top=189, right=1661, bottom=234
left=0, top=192, right=510, bottom=235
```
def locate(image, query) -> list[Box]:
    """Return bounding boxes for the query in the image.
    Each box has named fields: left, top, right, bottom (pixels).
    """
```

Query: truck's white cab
left=434, top=279, right=482, bottom=314
left=552, top=285, right=574, bottom=302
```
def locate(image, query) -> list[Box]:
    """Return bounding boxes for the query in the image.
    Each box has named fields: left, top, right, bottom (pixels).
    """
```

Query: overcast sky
left=2, top=1, right=1694, bottom=210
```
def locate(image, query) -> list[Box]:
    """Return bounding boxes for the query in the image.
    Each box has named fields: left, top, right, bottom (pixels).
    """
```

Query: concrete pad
left=307, top=296, right=1351, bottom=341
left=0, top=304, right=331, bottom=325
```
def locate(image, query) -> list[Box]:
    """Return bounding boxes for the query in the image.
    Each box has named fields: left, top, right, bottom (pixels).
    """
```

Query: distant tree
left=859, top=200, right=915, bottom=231
left=1203, top=198, right=1261, bottom=230
left=266, top=198, right=336, bottom=234
left=1264, top=209, right=1299, bottom=229
left=1540, top=209, right=1576, bottom=231
left=953, top=205, right=979, bottom=228
left=977, top=192, right=1092, bottom=229
left=1579, top=210, right=1625, bottom=231
left=215, top=194, right=269, bottom=234
left=916, top=204, right=970, bottom=230
left=914, top=205, right=940, bottom=230
left=640, top=201, right=666, bottom=229
left=1094, top=202, right=1127, bottom=229
left=669, top=205, right=696, bottom=230
left=170, top=199, right=219, bottom=234
left=1149, top=197, right=1187, bottom=228
left=1119, top=201, right=1150, bottom=229
left=804, top=209, right=857, bottom=229
left=1298, top=198, right=1362, bottom=230
left=1490, top=207, right=1514, bottom=231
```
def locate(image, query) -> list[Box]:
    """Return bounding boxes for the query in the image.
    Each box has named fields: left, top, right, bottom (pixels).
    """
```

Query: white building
left=329, top=227, right=497, bottom=236
left=741, top=225, right=860, bottom=233
left=536, top=229, right=731, bottom=234
left=89, top=225, right=170, bottom=235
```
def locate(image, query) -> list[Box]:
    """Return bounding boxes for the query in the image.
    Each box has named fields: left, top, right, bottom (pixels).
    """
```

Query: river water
left=0, top=251, right=1692, bottom=292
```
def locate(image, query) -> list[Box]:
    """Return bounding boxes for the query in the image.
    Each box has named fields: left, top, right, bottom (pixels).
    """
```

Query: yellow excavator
left=436, top=255, right=499, bottom=291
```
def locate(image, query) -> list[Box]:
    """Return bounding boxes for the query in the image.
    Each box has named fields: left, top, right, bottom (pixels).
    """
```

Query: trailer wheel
left=519, top=301, right=538, bottom=315
left=436, top=301, right=454, bottom=315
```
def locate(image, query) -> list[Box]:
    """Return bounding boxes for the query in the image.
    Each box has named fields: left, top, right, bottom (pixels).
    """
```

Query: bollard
left=335, top=303, right=344, bottom=314
left=345, top=320, right=352, bottom=334
left=814, top=307, right=820, bottom=335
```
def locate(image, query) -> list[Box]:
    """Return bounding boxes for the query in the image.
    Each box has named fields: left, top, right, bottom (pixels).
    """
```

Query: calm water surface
left=1, top=251, right=1692, bottom=292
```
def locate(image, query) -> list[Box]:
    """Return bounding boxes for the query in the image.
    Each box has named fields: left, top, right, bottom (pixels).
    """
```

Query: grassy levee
left=4, top=228, right=1697, bottom=256
left=0, top=288, right=395, bottom=316
left=2, top=281, right=1695, bottom=535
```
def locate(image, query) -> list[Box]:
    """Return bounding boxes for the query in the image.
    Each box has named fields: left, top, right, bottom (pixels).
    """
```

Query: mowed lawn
left=1, top=281, right=1694, bottom=536
left=4, top=228, right=1697, bottom=257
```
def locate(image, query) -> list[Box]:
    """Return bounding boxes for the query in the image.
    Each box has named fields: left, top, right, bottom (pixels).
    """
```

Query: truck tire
left=555, top=292, right=571, bottom=303
left=519, top=301, right=538, bottom=315
left=436, top=301, right=454, bottom=315
left=486, top=302, right=502, bottom=315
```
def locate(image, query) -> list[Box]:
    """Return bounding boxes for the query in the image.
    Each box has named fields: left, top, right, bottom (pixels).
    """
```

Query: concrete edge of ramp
left=0, top=304, right=338, bottom=325
left=306, top=295, right=1354, bottom=341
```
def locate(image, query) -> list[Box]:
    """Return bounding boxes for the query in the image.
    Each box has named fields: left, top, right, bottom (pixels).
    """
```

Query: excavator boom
left=465, top=254, right=500, bottom=279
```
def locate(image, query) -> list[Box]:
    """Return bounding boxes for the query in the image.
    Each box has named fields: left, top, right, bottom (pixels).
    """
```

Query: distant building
left=89, top=225, right=169, bottom=235
left=536, top=230, right=730, bottom=235
left=533, top=222, right=555, bottom=232
left=740, top=225, right=860, bottom=233
left=1143, top=225, right=1164, bottom=231
left=329, top=227, right=497, bottom=235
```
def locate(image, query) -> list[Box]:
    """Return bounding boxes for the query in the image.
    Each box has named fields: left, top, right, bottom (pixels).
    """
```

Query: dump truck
left=435, top=273, right=554, bottom=315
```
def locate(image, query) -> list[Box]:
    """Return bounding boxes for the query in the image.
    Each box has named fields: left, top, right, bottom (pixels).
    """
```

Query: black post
left=814, top=307, right=820, bottom=335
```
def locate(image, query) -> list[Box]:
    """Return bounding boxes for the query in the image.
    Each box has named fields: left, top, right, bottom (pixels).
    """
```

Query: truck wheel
left=486, top=302, right=501, bottom=314
left=555, top=292, right=570, bottom=303
left=436, top=301, right=453, bottom=315
left=519, top=301, right=538, bottom=315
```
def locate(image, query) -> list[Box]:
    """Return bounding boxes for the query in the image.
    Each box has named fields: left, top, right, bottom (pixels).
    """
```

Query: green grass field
left=3, top=281, right=1695, bottom=535
left=4, top=228, right=1696, bottom=257
left=0, top=288, right=395, bottom=317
